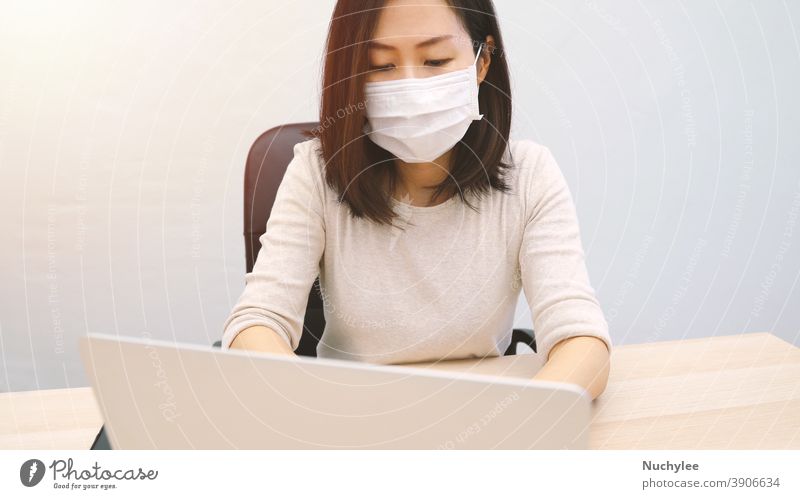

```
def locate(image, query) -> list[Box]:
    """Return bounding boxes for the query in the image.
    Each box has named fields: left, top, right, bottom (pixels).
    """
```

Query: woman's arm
left=516, top=143, right=613, bottom=401
left=532, top=335, right=610, bottom=401
left=220, top=139, right=326, bottom=353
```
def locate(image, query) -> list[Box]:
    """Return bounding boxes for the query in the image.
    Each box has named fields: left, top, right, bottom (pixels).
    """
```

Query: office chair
left=214, top=122, right=536, bottom=357
left=90, top=123, right=536, bottom=450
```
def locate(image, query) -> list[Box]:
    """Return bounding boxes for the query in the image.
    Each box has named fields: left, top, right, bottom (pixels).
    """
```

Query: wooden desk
left=2, top=332, right=798, bottom=449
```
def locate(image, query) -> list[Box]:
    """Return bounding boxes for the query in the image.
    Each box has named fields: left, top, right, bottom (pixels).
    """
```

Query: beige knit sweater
left=221, top=137, right=611, bottom=365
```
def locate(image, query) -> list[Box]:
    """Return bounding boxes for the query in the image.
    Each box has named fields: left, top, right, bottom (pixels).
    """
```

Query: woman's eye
left=369, top=58, right=452, bottom=72
left=370, top=64, right=394, bottom=72
left=425, top=58, right=452, bottom=67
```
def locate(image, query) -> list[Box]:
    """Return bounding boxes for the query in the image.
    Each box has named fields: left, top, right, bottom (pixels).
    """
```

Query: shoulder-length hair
left=308, top=0, right=513, bottom=227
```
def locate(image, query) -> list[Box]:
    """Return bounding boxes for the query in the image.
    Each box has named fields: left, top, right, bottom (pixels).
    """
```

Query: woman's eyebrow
left=368, top=34, right=455, bottom=51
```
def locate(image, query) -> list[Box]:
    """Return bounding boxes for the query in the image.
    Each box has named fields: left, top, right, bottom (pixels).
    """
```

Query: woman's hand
left=532, top=336, right=611, bottom=401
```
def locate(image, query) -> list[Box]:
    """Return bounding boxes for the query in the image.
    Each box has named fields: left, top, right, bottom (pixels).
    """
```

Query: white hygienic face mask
left=362, top=43, right=484, bottom=163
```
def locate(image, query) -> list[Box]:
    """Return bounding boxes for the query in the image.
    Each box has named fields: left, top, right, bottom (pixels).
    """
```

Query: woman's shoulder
left=270, top=136, right=332, bottom=214
left=287, top=136, right=327, bottom=185
left=505, top=138, right=564, bottom=193
left=292, top=136, right=323, bottom=167
left=506, top=138, right=555, bottom=172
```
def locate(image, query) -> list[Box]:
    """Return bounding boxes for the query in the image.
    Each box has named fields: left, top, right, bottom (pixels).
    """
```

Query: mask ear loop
left=473, top=42, right=484, bottom=67
left=473, top=42, right=485, bottom=119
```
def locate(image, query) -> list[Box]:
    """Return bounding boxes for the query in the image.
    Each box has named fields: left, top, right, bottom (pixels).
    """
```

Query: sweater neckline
left=390, top=192, right=459, bottom=213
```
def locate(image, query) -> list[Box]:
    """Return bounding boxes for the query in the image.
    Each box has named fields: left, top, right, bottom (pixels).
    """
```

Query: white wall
left=1, top=0, right=798, bottom=392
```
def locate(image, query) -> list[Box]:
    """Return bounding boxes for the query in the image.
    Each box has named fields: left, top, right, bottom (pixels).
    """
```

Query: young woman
left=222, top=0, right=612, bottom=400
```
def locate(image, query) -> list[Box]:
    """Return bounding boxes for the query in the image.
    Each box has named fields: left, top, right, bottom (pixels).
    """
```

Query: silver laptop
left=79, top=333, right=591, bottom=449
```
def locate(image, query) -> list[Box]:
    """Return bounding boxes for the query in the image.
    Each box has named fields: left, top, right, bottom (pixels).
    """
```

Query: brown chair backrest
left=244, top=122, right=323, bottom=357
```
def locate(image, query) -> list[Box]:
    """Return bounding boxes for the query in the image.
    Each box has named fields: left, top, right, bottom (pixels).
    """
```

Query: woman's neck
left=393, top=149, right=454, bottom=207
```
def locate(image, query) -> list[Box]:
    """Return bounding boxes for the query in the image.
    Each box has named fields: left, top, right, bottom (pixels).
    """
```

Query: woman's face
left=366, top=0, right=491, bottom=84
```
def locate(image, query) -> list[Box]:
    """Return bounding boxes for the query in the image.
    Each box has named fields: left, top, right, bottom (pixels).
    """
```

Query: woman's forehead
left=371, top=1, right=467, bottom=46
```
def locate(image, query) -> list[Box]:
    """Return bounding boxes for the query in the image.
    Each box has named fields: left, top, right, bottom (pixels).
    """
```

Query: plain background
left=1, top=0, right=799, bottom=392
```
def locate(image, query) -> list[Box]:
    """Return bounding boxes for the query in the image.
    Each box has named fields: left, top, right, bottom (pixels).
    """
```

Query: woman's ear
left=477, top=35, right=495, bottom=85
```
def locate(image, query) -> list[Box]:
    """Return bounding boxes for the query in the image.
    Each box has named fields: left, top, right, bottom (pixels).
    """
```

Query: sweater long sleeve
left=220, top=140, right=326, bottom=351
left=517, top=146, right=611, bottom=361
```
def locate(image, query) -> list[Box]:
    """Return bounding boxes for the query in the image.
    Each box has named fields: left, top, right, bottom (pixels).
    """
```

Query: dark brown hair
left=308, top=0, right=513, bottom=227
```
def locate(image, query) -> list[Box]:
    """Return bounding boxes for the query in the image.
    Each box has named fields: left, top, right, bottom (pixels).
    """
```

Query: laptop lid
left=79, top=333, right=591, bottom=449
